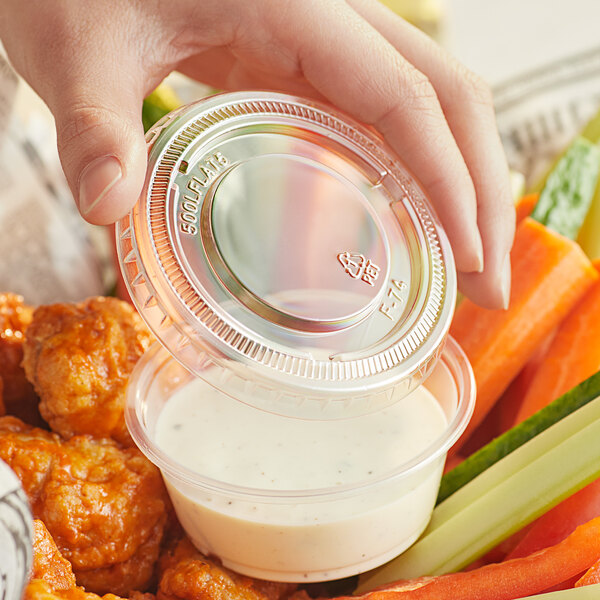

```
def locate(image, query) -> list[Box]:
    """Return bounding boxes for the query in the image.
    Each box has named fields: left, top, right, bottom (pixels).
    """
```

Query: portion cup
left=117, top=91, right=476, bottom=582
left=126, top=336, right=474, bottom=582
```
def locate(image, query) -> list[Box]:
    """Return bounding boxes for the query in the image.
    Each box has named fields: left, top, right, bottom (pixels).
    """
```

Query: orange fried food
left=24, top=582, right=154, bottom=600
left=0, top=417, right=169, bottom=596
left=158, top=538, right=297, bottom=600
left=22, top=296, right=154, bottom=445
left=25, top=520, right=156, bottom=600
left=31, top=519, right=77, bottom=590
left=0, top=292, right=43, bottom=425
left=24, top=581, right=126, bottom=600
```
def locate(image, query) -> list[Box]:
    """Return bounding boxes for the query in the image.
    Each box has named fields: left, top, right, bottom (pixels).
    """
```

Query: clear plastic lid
left=117, top=92, right=456, bottom=418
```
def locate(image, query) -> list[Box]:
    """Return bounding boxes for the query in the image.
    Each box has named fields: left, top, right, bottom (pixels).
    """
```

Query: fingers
left=46, top=48, right=149, bottom=225
left=0, top=1, right=153, bottom=226
left=177, top=48, right=327, bottom=101
left=346, top=0, right=515, bottom=308
left=0, top=0, right=514, bottom=306
left=257, top=0, right=483, bottom=279
left=53, top=94, right=147, bottom=226
left=181, top=0, right=513, bottom=307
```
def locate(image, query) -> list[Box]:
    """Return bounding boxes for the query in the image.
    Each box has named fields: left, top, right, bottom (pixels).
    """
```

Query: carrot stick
left=541, top=573, right=585, bottom=593
left=458, top=400, right=503, bottom=456
left=496, top=330, right=556, bottom=432
left=576, top=558, right=600, bottom=587
left=515, top=193, right=539, bottom=224
left=450, top=218, right=598, bottom=451
left=348, top=516, right=600, bottom=600
left=497, top=372, right=530, bottom=434
left=514, top=260, right=600, bottom=424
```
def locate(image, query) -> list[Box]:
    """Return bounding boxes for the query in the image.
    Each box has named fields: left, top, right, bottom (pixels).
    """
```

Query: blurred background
left=2, top=0, right=600, bottom=304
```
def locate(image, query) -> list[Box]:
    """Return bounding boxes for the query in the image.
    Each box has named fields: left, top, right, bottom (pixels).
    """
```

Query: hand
left=0, top=0, right=514, bottom=308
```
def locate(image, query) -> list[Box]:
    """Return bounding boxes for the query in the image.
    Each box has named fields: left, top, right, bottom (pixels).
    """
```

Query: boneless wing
left=22, top=296, right=154, bottom=445
left=157, top=538, right=298, bottom=600
left=0, top=417, right=169, bottom=596
left=30, top=519, right=77, bottom=591
left=25, top=519, right=156, bottom=600
left=0, top=292, right=43, bottom=425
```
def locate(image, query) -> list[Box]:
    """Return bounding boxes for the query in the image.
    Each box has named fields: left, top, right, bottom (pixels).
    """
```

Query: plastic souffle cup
left=117, top=91, right=475, bottom=582
left=126, top=336, right=473, bottom=582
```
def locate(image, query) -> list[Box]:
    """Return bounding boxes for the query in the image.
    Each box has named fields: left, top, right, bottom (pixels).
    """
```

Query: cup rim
left=125, top=335, right=475, bottom=502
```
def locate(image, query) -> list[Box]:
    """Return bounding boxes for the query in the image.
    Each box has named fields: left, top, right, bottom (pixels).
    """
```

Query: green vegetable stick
left=531, top=137, right=600, bottom=239
left=438, top=370, right=600, bottom=504
left=356, top=395, right=600, bottom=592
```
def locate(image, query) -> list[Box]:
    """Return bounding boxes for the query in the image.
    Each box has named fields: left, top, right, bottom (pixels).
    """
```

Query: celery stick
left=518, top=586, right=600, bottom=599
left=356, top=395, right=600, bottom=592
left=530, top=137, right=600, bottom=239
left=438, top=370, right=600, bottom=504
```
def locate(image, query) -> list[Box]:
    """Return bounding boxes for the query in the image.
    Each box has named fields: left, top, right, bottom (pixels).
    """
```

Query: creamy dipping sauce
left=157, top=382, right=446, bottom=489
left=154, top=380, right=448, bottom=581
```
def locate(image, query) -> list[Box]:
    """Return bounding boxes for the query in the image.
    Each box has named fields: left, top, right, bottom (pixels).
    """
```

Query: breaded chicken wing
left=157, top=538, right=297, bottom=600
left=0, top=292, right=43, bottom=425
left=24, top=581, right=125, bottom=600
left=31, top=520, right=77, bottom=590
left=24, top=581, right=155, bottom=600
left=25, top=520, right=156, bottom=600
left=0, top=417, right=169, bottom=596
left=22, top=297, right=154, bottom=445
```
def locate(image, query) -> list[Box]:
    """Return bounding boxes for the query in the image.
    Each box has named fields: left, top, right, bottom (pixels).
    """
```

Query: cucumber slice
left=531, top=137, right=600, bottom=239
left=438, top=370, right=600, bottom=504
left=356, top=394, right=600, bottom=591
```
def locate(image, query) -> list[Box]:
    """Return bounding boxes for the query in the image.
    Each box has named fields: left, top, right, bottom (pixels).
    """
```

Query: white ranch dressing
left=154, top=380, right=448, bottom=581
left=156, top=382, right=446, bottom=490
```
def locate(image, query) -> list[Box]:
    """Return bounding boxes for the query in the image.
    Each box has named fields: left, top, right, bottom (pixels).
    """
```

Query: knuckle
left=459, top=69, right=494, bottom=108
left=57, top=104, right=121, bottom=153
left=377, top=69, right=440, bottom=129
left=404, top=70, right=438, bottom=106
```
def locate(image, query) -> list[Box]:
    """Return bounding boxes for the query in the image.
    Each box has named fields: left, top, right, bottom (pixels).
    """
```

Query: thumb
left=54, top=86, right=148, bottom=226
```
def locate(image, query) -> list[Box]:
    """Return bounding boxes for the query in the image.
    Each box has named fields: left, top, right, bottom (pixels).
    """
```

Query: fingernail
left=79, top=156, right=122, bottom=215
left=500, top=254, right=511, bottom=310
